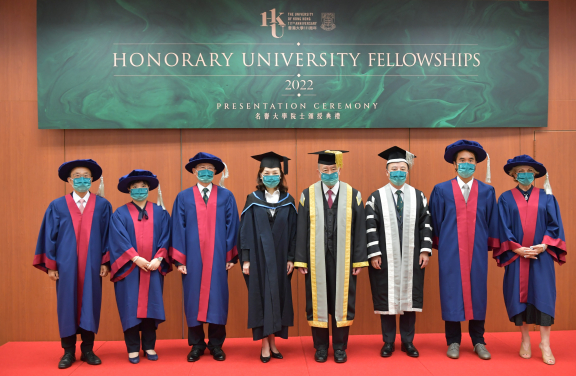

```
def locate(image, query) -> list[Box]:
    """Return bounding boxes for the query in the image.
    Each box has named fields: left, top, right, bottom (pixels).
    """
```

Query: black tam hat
left=308, top=150, right=349, bottom=167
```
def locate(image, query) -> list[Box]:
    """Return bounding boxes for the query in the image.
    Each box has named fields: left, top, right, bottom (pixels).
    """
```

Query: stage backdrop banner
left=37, top=0, right=549, bottom=129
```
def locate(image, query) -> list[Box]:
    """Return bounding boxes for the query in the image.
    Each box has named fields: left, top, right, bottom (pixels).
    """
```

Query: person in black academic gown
left=365, top=147, right=432, bottom=358
left=295, top=150, right=368, bottom=364
left=238, top=152, right=297, bottom=363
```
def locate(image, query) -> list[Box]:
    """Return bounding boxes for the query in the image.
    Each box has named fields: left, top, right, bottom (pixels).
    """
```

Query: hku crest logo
left=261, top=8, right=285, bottom=38
left=321, top=13, right=336, bottom=31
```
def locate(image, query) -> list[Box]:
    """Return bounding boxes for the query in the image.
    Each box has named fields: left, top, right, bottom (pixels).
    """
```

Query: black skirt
left=252, top=325, right=289, bottom=341
left=511, top=304, right=554, bottom=326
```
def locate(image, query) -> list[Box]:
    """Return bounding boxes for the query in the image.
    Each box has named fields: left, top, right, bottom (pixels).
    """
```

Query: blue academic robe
left=33, top=193, right=112, bottom=338
left=170, top=185, right=239, bottom=327
left=495, top=188, right=567, bottom=320
left=429, top=178, right=499, bottom=322
left=109, top=202, right=172, bottom=331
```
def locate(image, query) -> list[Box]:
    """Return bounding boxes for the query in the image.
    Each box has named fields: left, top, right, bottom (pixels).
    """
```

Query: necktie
left=396, top=190, right=403, bottom=218
left=78, top=198, right=85, bottom=214
left=327, top=189, right=334, bottom=209
left=202, top=188, right=209, bottom=204
left=462, top=184, right=470, bottom=203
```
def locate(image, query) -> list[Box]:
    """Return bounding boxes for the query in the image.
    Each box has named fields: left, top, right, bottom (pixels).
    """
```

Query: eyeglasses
left=196, top=166, right=215, bottom=172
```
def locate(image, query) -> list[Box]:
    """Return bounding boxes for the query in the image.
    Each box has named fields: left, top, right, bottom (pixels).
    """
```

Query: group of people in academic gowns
left=33, top=140, right=567, bottom=369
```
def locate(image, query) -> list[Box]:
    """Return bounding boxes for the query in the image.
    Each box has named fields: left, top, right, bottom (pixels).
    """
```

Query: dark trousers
left=381, top=311, right=416, bottom=344
left=61, top=328, right=95, bottom=354
left=445, top=320, right=486, bottom=346
left=188, top=324, right=226, bottom=350
left=123, top=318, right=157, bottom=353
left=311, top=315, right=350, bottom=351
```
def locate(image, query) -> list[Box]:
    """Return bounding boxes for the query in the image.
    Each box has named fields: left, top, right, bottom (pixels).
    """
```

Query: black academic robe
left=295, top=181, right=368, bottom=328
left=238, top=191, right=297, bottom=340
left=366, top=184, right=433, bottom=314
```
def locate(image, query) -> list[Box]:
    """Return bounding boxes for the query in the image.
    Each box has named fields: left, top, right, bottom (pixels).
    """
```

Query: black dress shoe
left=260, top=350, right=271, bottom=363
left=210, top=347, right=226, bottom=361
left=271, top=351, right=283, bottom=359
left=334, top=349, right=347, bottom=363
left=80, top=351, right=102, bottom=365
left=58, top=353, right=76, bottom=369
left=187, top=347, right=205, bottom=362
left=401, top=342, right=419, bottom=358
left=314, top=349, right=328, bottom=363
left=381, top=342, right=395, bottom=357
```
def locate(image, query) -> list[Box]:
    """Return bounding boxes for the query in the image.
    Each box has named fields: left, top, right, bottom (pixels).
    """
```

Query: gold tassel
left=543, top=172, right=553, bottom=195
left=157, top=183, right=166, bottom=210
left=325, top=150, right=343, bottom=169
left=96, top=176, right=105, bottom=197
left=219, top=162, right=229, bottom=188
left=485, top=153, right=491, bottom=183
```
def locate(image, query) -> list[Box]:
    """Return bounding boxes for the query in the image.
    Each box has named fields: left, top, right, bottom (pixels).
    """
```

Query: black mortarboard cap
left=308, top=150, right=349, bottom=167
left=251, top=151, right=290, bottom=174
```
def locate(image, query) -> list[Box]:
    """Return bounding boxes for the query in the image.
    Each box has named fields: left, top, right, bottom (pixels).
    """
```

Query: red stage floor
left=1, top=331, right=574, bottom=375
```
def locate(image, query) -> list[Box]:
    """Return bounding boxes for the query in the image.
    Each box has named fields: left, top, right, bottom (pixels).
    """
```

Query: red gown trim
left=451, top=179, right=478, bottom=321
left=65, top=193, right=96, bottom=326
left=194, top=185, right=218, bottom=323
left=510, top=188, right=540, bottom=303
left=127, top=202, right=155, bottom=319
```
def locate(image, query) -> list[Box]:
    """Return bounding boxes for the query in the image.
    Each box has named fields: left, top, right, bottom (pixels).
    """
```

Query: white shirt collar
left=72, top=191, right=90, bottom=203
left=389, top=183, right=405, bottom=194
left=264, top=189, right=280, bottom=203
left=197, top=182, right=213, bottom=193
left=322, top=180, right=340, bottom=196
left=457, top=176, right=474, bottom=189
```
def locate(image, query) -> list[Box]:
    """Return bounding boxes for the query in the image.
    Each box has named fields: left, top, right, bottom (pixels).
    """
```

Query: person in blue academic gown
left=494, top=155, right=566, bottom=366
left=429, top=140, right=499, bottom=361
left=170, top=152, right=239, bottom=362
left=33, top=159, right=111, bottom=369
left=109, top=170, right=171, bottom=364
left=238, top=152, right=296, bottom=363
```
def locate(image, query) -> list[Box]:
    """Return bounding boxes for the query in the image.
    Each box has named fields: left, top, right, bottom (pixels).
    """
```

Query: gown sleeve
left=294, top=190, right=309, bottom=269
left=169, top=192, right=187, bottom=266
left=543, top=194, right=567, bottom=264
left=157, top=208, right=173, bottom=275
left=287, top=203, right=297, bottom=263
left=365, top=193, right=381, bottom=259
left=494, top=194, right=522, bottom=267
left=225, top=192, right=240, bottom=264
left=486, top=186, right=501, bottom=250
left=109, top=210, right=139, bottom=282
left=428, top=185, right=444, bottom=249
left=238, top=196, right=255, bottom=265
left=33, top=202, right=59, bottom=272
left=100, top=200, right=113, bottom=265
left=352, top=190, right=368, bottom=268
left=418, top=191, right=433, bottom=255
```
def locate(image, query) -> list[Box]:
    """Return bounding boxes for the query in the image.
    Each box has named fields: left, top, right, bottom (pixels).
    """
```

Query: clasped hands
left=133, top=256, right=162, bottom=272
left=513, top=244, right=547, bottom=259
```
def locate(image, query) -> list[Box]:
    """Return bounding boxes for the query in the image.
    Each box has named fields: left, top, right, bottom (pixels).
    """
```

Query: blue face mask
left=457, top=163, right=476, bottom=179
left=517, top=172, right=535, bottom=186
left=321, top=171, right=339, bottom=187
left=72, top=177, right=92, bottom=193
left=197, top=169, right=214, bottom=183
left=130, top=187, right=149, bottom=201
left=389, top=170, right=407, bottom=186
left=262, top=175, right=281, bottom=189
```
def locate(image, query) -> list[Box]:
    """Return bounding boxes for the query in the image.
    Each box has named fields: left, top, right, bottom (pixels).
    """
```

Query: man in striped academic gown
left=294, top=150, right=368, bottom=364
left=366, top=146, right=432, bottom=358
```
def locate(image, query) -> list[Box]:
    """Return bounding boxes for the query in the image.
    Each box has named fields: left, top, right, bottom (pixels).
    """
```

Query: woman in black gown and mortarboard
left=238, top=152, right=297, bottom=363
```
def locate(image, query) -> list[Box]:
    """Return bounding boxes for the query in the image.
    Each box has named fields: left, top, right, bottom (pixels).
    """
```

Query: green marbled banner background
left=37, top=0, right=549, bottom=129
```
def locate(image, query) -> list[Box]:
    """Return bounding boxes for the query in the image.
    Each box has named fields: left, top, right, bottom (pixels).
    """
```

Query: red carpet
left=1, top=331, right=574, bottom=375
